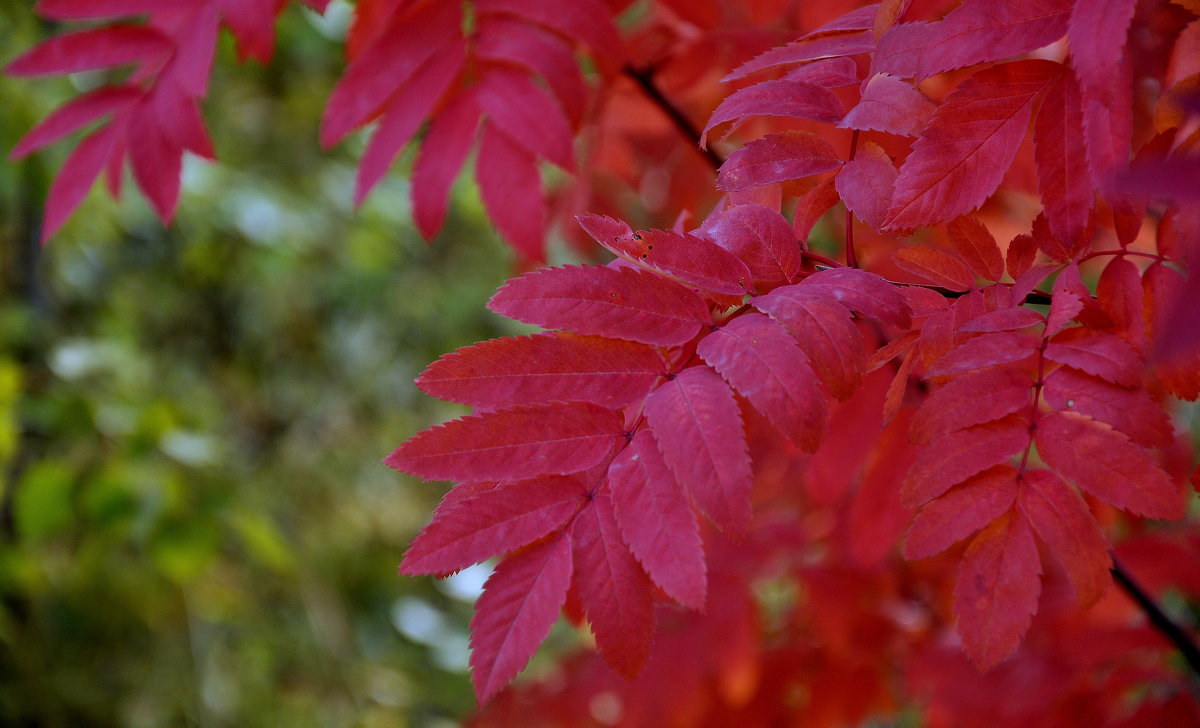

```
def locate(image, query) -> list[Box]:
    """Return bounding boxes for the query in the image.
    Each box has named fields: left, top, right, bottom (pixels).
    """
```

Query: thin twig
left=622, top=64, right=725, bottom=172
left=1112, top=556, right=1200, bottom=677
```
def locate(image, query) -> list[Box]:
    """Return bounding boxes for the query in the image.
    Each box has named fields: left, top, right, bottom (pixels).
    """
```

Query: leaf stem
left=845, top=130, right=860, bottom=268
left=1111, top=556, right=1200, bottom=677
left=1078, top=249, right=1170, bottom=265
left=622, top=64, right=725, bottom=172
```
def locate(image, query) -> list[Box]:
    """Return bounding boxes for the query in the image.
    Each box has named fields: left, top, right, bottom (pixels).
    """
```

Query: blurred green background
left=0, top=2, right=529, bottom=724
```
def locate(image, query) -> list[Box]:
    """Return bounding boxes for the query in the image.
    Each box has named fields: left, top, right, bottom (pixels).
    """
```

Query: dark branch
left=622, top=64, right=725, bottom=173
left=1112, top=556, right=1200, bottom=677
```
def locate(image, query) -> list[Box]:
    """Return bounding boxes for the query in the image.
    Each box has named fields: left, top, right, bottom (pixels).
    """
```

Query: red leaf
left=958, top=308, right=1045, bottom=333
left=902, top=415, right=1030, bottom=507
left=1144, top=262, right=1200, bottom=400
left=5, top=24, right=173, bottom=76
left=386, top=401, right=623, bottom=482
left=644, top=366, right=753, bottom=534
left=904, top=465, right=1018, bottom=560
left=1033, top=70, right=1094, bottom=252
left=799, top=266, right=912, bottom=328
left=596, top=228, right=753, bottom=298
left=947, top=217, right=1005, bottom=282
left=476, top=123, right=547, bottom=261
left=926, top=332, right=1040, bottom=378
left=488, top=265, right=710, bottom=346
left=1017, top=469, right=1112, bottom=607
left=893, top=247, right=977, bottom=291
left=911, top=367, right=1031, bottom=444
left=1068, top=0, right=1137, bottom=103
left=1006, top=233, right=1038, bottom=280
left=41, top=124, right=120, bottom=241
left=1042, top=367, right=1173, bottom=449
left=1045, top=277, right=1086, bottom=340
left=608, top=430, right=706, bottom=609
left=127, top=100, right=181, bottom=223
left=355, top=41, right=465, bottom=205
left=411, top=90, right=480, bottom=240
left=835, top=141, right=897, bottom=231
left=903, top=0, right=1071, bottom=79
left=1096, top=257, right=1145, bottom=350
left=716, top=131, right=842, bottom=191
left=724, top=30, right=874, bottom=81
left=698, top=313, right=828, bottom=452
left=321, top=1, right=461, bottom=146
left=1036, top=411, right=1183, bottom=519
left=35, top=0, right=192, bottom=19
left=475, top=16, right=588, bottom=126
left=782, top=56, right=861, bottom=88
left=752, top=287, right=864, bottom=400
left=953, top=512, right=1041, bottom=670
left=1043, top=328, right=1142, bottom=387
left=1081, top=60, right=1134, bottom=200
left=417, top=332, right=666, bottom=410
left=884, top=61, right=1062, bottom=230
left=570, top=492, right=654, bottom=677
left=702, top=80, right=845, bottom=146
left=475, top=0, right=624, bottom=75
left=477, top=67, right=575, bottom=171
left=793, top=177, right=840, bottom=243
left=10, top=85, right=141, bottom=160
left=702, top=204, right=802, bottom=285
left=838, top=73, right=935, bottom=137
left=469, top=533, right=573, bottom=703
left=400, top=477, right=586, bottom=576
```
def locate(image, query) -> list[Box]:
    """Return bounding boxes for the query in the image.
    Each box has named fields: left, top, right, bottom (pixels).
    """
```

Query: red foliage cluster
left=9, top=0, right=1200, bottom=724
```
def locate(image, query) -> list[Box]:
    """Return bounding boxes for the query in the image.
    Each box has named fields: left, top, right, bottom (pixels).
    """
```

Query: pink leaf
left=724, top=30, right=874, bottom=81
left=596, top=227, right=754, bottom=299
left=1068, top=0, right=1137, bottom=102
left=752, top=287, right=864, bottom=400
left=475, top=16, right=588, bottom=126
left=10, top=85, right=141, bottom=160
left=320, top=1, right=461, bottom=147
left=893, top=247, right=977, bottom=291
left=1036, top=411, right=1183, bottom=519
left=884, top=61, right=1062, bottom=230
left=469, top=533, right=573, bottom=703
left=902, top=415, right=1030, bottom=507
left=904, top=465, right=1018, bottom=560
left=1017, top=469, right=1112, bottom=607
left=1043, top=328, right=1142, bottom=387
left=698, top=313, right=828, bottom=452
left=385, top=401, right=623, bottom=482
left=608, top=431, right=706, bottom=609
left=836, top=140, right=897, bottom=231
left=127, top=100, right=181, bottom=223
left=488, top=264, right=711, bottom=346
left=702, top=204, right=802, bottom=285
left=782, top=56, right=861, bottom=88
left=411, top=90, right=479, bottom=240
left=838, top=73, right=935, bottom=137
left=959, top=308, right=1045, bottom=333
left=475, top=0, right=624, bottom=74
left=417, top=332, right=666, bottom=410
left=702, top=80, right=845, bottom=146
left=716, top=131, right=842, bottom=191
left=354, top=41, right=465, bottom=205
left=6, top=24, right=173, bottom=76
left=947, top=216, right=1005, bottom=282
left=793, top=178, right=840, bottom=242
left=35, top=0, right=193, bottom=19
left=400, top=477, right=586, bottom=576
left=477, top=66, right=575, bottom=171
left=1034, top=69, right=1094, bottom=252
left=570, top=491, right=654, bottom=677
left=953, top=512, right=1041, bottom=670
left=1042, top=368, right=1173, bottom=449
left=911, top=367, right=1031, bottom=444
left=799, top=267, right=912, bottom=328
left=476, top=122, right=547, bottom=261
left=644, top=366, right=753, bottom=534
left=926, top=332, right=1040, bottom=378
left=42, top=124, right=121, bottom=241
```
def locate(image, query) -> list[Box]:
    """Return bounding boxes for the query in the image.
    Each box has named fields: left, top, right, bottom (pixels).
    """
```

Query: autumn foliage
left=8, top=0, right=1200, bottom=724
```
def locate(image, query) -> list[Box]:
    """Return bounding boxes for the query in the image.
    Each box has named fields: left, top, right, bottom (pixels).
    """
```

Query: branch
left=1111, top=556, right=1200, bottom=677
left=622, top=64, right=725, bottom=173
